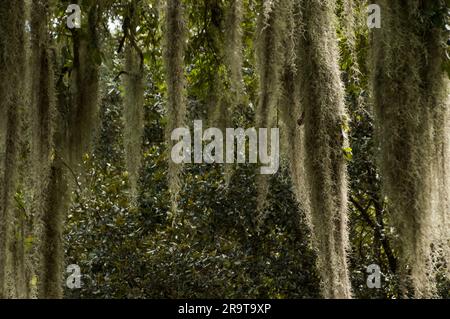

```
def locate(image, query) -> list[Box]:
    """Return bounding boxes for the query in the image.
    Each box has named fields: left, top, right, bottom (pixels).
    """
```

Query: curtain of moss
left=371, top=0, right=450, bottom=297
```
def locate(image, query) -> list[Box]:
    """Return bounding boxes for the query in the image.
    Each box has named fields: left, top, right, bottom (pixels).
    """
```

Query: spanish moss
left=371, top=0, right=450, bottom=297
left=255, top=0, right=286, bottom=214
left=224, top=0, right=244, bottom=108
left=278, top=0, right=309, bottom=213
left=296, top=0, right=352, bottom=298
left=68, top=2, right=101, bottom=167
left=164, top=0, right=187, bottom=223
left=0, top=0, right=26, bottom=298
left=123, top=2, right=145, bottom=201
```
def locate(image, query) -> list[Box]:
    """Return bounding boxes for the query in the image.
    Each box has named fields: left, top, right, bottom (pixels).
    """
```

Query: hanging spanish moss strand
left=28, top=0, right=68, bottom=299
left=35, top=52, right=74, bottom=299
left=221, top=0, right=243, bottom=186
left=30, top=1, right=55, bottom=193
left=428, top=4, right=450, bottom=285
left=207, top=75, right=229, bottom=134
left=371, top=1, right=450, bottom=297
left=341, top=0, right=360, bottom=50
left=164, top=0, right=187, bottom=224
left=16, top=0, right=34, bottom=299
left=37, top=161, right=68, bottom=299
left=28, top=0, right=51, bottom=297
left=198, top=1, right=235, bottom=185
left=11, top=203, right=28, bottom=298
left=438, top=106, right=450, bottom=280
left=278, top=0, right=310, bottom=215
left=68, top=2, right=102, bottom=167
left=224, top=0, right=244, bottom=111
left=280, top=67, right=311, bottom=215
left=124, top=48, right=145, bottom=201
left=123, top=2, right=145, bottom=202
left=207, top=74, right=233, bottom=185
left=8, top=0, right=35, bottom=299
left=207, top=6, right=228, bottom=132
left=432, top=80, right=450, bottom=283
left=296, top=0, right=352, bottom=298
left=214, top=0, right=244, bottom=215
left=340, top=0, right=366, bottom=91
left=0, top=0, right=26, bottom=299
left=254, top=0, right=286, bottom=216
